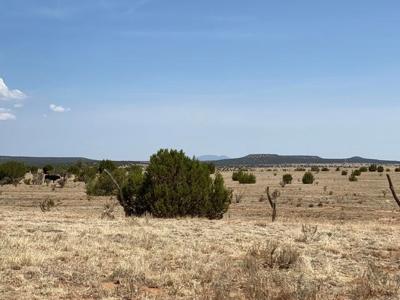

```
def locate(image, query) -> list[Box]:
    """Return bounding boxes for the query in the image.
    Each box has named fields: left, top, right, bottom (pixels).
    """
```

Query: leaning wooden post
left=266, top=187, right=277, bottom=222
left=103, top=169, right=128, bottom=215
left=386, top=174, right=400, bottom=208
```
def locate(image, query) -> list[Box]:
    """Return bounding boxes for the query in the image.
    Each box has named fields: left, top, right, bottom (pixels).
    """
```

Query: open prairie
left=1, top=168, right=400, bottom=299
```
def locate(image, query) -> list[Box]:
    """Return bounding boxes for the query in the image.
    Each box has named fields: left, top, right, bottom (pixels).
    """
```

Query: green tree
left=87, top=168, right=127, bottom=196
left=121, top=149, right=231, bottom=219
left=98, top=159, right=117, bottom=173
left=0, top=161, right=27, bottom=185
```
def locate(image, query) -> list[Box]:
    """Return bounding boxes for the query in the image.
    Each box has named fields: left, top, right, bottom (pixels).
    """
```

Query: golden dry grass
left=1, top=168, right=400, bottom=299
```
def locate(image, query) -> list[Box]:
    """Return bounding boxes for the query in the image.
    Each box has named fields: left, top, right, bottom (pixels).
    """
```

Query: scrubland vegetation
left=0, top=157, right=400, bottom=299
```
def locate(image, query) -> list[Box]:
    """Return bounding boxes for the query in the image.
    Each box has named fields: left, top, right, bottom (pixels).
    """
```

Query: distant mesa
left=197, top=155, right=230, bottom=161
left=212, top=154, right=400, bottom=167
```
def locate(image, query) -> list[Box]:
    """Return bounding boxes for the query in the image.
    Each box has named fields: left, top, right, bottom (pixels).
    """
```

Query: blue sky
left=1, top=0, right=399, bottom=160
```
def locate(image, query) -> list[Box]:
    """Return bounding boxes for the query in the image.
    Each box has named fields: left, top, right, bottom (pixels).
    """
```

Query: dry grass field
left=1, top=168, right=400, bottom=299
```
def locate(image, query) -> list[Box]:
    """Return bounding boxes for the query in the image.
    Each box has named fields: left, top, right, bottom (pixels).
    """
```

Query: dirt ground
left=0, top=167, right=399, bottom=299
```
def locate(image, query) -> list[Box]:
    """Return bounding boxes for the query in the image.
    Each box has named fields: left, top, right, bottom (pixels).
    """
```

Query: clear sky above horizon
left=1, top=0, right=399, bottom=160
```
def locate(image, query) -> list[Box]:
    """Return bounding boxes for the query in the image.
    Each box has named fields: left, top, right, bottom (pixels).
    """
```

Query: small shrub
left=246, top=240, right=300, bottom=269
left=39, top=197, right=62, bottom=212
left=282, top=174, right=293, bottom=184
left=302, top=172, right=314, bottom=184
left=310, top=166, right=320, bottom=172
left=349, top=172, right=358, bottom=182
left=232, top=171, right=241, bottom=181
left=233, top=170, right=256, bottom=184
left=395, top=167, right=400, bottom=172
left=369, top=164, right=377, bottom=172
left=352, top=169, right=362, bottom=176
left=295, top=167, right=306, bottom=172
left=336, top=167, right=341, bottom=171
left=341, top=170, right=348, bottom=176
left=377, top=166, right=384, bottom=173
left=321, top=167, right=329, bottom=172
left=239, top=173, right=256, bottom=184
left=359, top=166, right=368, bottom=173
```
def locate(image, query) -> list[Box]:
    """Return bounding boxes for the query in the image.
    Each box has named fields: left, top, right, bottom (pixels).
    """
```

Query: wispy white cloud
left=14, top=103, right=24, bottom=108
left=50, top=104, right=71, bottom=113
left=0, top=78, right=26, bottom=101
left=0, top=108, right=16, bottom=121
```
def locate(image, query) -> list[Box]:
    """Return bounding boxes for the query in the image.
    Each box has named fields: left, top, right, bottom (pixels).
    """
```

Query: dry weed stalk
left=234, top=189, right=244, bottom=203
left=296, top=224, right=319, bottom=243
left=101, top=197, right=118, bottom=219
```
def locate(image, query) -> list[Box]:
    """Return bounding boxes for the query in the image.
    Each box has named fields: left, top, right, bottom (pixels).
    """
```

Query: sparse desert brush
left=120, top=149, right=232, bottom=219
left=377, top=165, right=384, bottom=173
left=282, top=174, right=293, bottom=184
left=310, top=166, right=320, bottom=173
left=352, top=169, right=362, bottom=176
left=350, top=262, right=400, bottom=299
left=39, top=197, right=62, bottom=212
left=341, top=170, right=348, bottom=176
left=0, top=161, right=27, bottom=186
left=369, top=164, right=377, bottom=172
left=295, top=167, right=306, bottom=171
left=321, top=167, right=329, bottom=172
left=246, top=240, right=300, bottom=270
left=296, top=224, right=319, bottom=243
left=395, top=167, right=400, bottom=172
left=302, top=172, right=314, bottom=184
left=349, top=172, right=358, bottom=182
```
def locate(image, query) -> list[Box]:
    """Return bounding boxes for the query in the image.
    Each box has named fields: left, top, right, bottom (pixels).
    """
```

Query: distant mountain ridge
left=0, top=156, right=145, bottom=166
left=213, top=154, right=400, bottom=166
left=0, top=154, right=398, bottom=167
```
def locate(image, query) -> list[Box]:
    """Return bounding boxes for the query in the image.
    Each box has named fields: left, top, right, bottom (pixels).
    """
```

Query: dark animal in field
left=44, top=174, right=61, bottom=182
